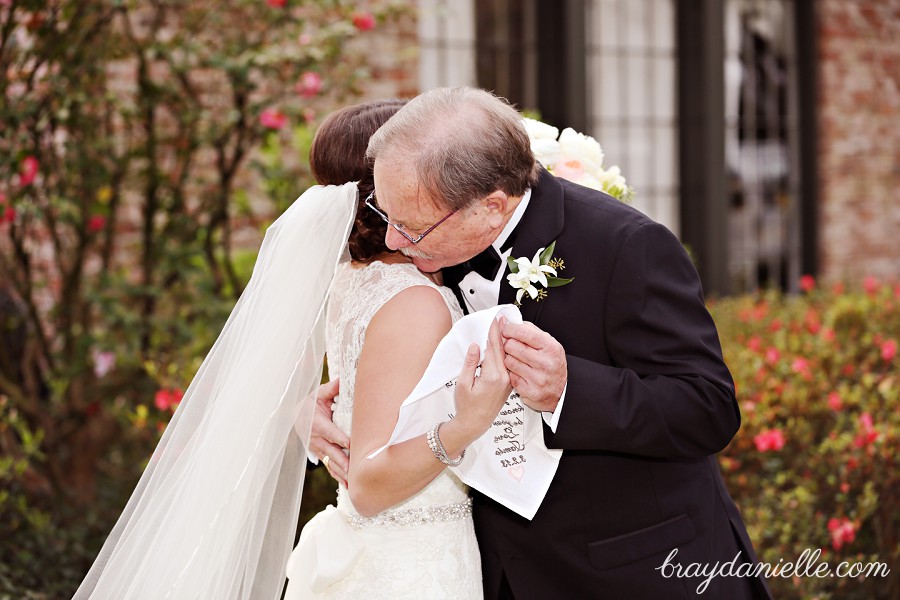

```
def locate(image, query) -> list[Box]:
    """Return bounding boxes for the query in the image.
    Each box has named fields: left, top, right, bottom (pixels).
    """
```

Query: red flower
left=20, top=155, right=39, bottom=186
left=266, top=0, right=286, bottom=7
left=821, top=327, right=835, bottom=343
left=754, top=429, right=785, bottom=452
left=827, top=392, right=843, bottom=411
left=791, top=357, right=809, bottom=374
left=2, top=206, right=14, bottom=224
left=863, top=276, right=879, bottom=295
left=765, top=347, right=780, bottom=365
left=768, top=318, right=782, bottom=332
left=799, top=274, right=815, bottom=292
left=352, top=11, right=376, bottom=31
left=747, top=335, right=762, bottom=352
left=853, top=412, right=879, bottom=448
left=88, top=214, right=106, bottom=233
left=840, top=482, right=850, bottom=494
left=751, top=304, right=768, bottom=321
left=804, top=309, right=821, bottom=334
left=827, top=517, right=856, bottom=551
left=260, top=108, right=287, bottom=130
left=859, top=412, right=873, bottom=430
left=832, top=281, right=845, bottom=295
left=295, top=71, right=322, bottom=98
left=154, top=388, right=184, bottom=411
left=154, top=389, right=174, bottom=411
left=881, top=339, right=897, bottom=362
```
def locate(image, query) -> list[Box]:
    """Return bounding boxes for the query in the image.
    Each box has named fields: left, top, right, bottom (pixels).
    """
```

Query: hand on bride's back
left=452, top=317, right=512, bottom=438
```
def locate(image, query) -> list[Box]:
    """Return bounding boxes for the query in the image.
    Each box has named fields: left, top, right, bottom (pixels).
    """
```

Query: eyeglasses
left=364, top=191, right=456, bottom=244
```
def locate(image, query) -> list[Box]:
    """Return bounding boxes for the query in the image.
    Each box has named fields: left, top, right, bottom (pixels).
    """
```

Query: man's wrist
left=541, top=382, right=568, bottom=433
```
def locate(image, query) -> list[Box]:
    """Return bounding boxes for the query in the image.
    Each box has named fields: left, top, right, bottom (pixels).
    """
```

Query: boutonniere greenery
left=506, top=241, right=573, bottom=304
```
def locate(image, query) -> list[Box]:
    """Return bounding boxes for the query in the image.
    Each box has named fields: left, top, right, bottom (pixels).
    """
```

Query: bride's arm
left=347, top=285, right=509, bottom=517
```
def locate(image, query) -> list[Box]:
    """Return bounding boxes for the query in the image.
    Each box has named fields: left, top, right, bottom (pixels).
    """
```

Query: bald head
left=366, top=87, right=539, bottom=212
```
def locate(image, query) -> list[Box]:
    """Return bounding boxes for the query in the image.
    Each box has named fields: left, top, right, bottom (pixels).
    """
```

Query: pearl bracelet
left=427, top=422, right=465, bottom=467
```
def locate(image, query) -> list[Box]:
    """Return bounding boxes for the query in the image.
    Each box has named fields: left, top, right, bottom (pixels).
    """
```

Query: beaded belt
left=346, top=498, right=473, bottom=529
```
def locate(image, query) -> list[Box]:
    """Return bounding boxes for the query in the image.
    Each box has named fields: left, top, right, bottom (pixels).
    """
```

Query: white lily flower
left=513, top=248, right=557, bottom=288
left=506, top=270, right=540, bottom=304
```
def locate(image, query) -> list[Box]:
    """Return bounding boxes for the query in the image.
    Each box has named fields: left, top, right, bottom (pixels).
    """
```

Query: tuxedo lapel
left=498, top=169, right=566, bottom=325
left=441, top=264, right=469, bottom=314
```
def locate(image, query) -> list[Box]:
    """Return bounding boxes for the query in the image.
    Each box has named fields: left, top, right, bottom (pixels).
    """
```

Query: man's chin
left=410, top=257, right=441, bottom=273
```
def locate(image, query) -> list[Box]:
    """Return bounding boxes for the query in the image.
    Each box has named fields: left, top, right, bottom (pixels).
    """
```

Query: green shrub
left=0, top=1, right=406, bottom=597
left=712, top=276, right=899, bottom=600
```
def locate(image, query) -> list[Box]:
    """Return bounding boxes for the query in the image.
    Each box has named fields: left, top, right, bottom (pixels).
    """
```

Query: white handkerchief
left=368, top=305, right=563, bottom=519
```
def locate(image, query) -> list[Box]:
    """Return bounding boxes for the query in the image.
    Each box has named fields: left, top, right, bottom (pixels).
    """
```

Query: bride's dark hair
left=310, top=98, right=407, bottom=262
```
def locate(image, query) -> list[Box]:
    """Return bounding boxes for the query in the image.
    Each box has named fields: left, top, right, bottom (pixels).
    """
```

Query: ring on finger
left=323, top=454, right=331, bottom=469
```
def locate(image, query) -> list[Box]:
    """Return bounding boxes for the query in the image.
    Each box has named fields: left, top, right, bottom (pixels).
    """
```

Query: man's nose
left=385, top=226, right=410, bottom=251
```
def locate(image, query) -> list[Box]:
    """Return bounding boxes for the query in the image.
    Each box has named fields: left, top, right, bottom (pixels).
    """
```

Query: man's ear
left=481, top=191, right=509, bottom=230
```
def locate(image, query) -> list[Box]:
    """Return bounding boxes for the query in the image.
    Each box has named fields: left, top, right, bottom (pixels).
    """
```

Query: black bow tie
left=465, top=229, right=519, bottom=280
left=467, top=245, right=503, bottom=280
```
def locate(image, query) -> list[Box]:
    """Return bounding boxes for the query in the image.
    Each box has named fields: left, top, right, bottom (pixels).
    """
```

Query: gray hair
left=366, top=87, right=540, bottom=211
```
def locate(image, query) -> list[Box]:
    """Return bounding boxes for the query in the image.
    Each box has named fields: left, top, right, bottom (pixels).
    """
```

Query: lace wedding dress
left=285, top=260, right=483, bottom=600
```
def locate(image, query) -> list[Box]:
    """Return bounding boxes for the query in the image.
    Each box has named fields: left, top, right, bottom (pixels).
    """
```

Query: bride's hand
left=452, top=317, right=513, bottom=439
left=308, top=378, right=351, bottom=487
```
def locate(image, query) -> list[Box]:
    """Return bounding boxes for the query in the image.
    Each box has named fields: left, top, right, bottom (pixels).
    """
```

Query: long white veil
left=73, top=183, right=358, bottom=599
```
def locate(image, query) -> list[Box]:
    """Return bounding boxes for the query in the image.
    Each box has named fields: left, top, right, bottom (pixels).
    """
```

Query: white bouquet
left=522, top=117, right=634, bottom=202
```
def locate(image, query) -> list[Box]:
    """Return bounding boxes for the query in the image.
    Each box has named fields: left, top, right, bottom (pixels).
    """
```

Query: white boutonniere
left=506, top=241, right=573, bottom=304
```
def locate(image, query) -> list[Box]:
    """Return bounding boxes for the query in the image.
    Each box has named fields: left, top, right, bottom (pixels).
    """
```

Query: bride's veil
left=73, top=183, right=359, bottom=599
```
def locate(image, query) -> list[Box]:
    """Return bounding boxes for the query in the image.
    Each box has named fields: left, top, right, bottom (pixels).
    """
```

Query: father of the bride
left=313, top=87, right=771, bottom=599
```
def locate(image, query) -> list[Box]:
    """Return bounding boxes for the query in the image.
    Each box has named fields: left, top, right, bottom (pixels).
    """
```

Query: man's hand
left=309, top=378, right=351, bottom=487
left=500, top=317, right=567, bottom=412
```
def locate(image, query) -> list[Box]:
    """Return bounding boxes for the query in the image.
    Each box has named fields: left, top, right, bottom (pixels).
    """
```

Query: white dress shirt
left=456, top=189, right=567, bottom=431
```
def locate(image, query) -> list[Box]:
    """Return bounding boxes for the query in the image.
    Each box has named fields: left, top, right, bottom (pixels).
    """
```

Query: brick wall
left=817, top=0, right=900, bottom=283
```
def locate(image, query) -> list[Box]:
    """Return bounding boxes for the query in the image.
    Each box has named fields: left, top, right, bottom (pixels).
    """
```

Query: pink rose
left=799, top=274, right=815, bottom=292
left=881, top=339, right=897, bottom=362
left=552, top=158, right=586, bottom=183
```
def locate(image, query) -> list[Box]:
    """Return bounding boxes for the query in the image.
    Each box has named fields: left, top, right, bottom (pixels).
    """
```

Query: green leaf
left=506, top=256, right=519, bottom=273
left=539, top=241, right=557, bottom=264
left=546, top=276, right=574, bottom=288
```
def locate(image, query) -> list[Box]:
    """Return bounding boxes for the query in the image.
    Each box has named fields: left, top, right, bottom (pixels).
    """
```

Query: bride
left=73, top=98, right=509, bottom=600
left=284, top=101, right=513, bottom=599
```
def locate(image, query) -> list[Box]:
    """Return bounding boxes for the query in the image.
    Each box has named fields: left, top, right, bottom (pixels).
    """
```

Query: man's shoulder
left=555, top=178, right=656, bottom=240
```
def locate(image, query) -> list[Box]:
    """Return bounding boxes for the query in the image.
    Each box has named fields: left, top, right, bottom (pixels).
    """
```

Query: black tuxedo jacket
left=444, top=170, right=772, bottom=599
